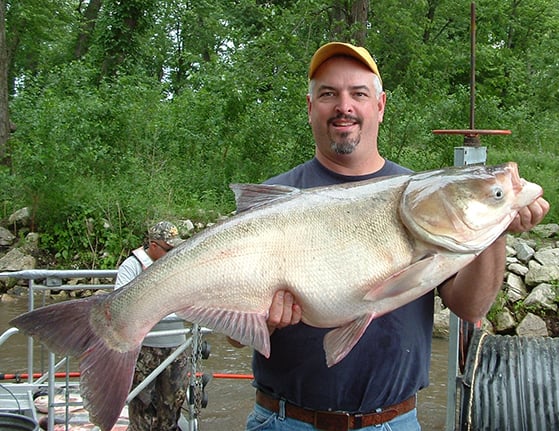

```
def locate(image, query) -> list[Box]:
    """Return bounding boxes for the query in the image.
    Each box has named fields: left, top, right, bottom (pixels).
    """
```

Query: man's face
left=307, top=56, right=385, bottom=161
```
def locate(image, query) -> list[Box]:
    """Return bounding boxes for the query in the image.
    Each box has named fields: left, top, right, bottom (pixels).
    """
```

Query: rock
left=8, top=207, right=31, bottom=227
left=433, top=307, right=450, bottom=339
left=0, top=226, right=16, bottom=246
left=494, top=308, right=516, bottom=332
left=523, top=283, right=558, bottom=312
left=50, top=290, right=70, bottom=300
left=514, top=241, right=535, bottom=263
left=0, top=248, right=36, bottom=271
left=505, top=244, right=517, bottom=257
left=0, top=293, right=18, bottom=302
left=517, top=236, right=538, bottom=249
left=434, top=295, right=444, bottom=314
left=524, top=260, right=559, bottom=286
left=507, top=262, right=529, bottom=277
left=505, top=272, right=527, bottom=302
left=6, top=284, right=29, bottom=296
left=516, top=313, right=548, bottom=337
left=531, top=223, right=559, bottom=238
left=533, top=248, right=559, bottom=266
left=20, top=232, right=40, bottom=254
left=179, top=219, right=195, bottom=234
left=480, top=317, right=494, bottom=334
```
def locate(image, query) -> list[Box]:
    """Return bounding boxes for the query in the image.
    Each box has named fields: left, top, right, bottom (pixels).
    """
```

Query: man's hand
left=440, top=195, right=550, bottom=322
left=226, top=289, right=302, bottom=348
left=267, top=290, right=302, bottom=335
left=507, top=197, right=550, bottom=234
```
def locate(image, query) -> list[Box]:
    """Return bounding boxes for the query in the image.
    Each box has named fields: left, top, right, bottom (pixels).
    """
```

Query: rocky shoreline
left=433, top=223, right=559, bottom=338
left=1, top=207, right=558, bottom=339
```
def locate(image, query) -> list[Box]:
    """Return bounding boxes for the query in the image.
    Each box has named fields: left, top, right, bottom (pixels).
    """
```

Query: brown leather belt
left=255, top=390, right=416, bottom=431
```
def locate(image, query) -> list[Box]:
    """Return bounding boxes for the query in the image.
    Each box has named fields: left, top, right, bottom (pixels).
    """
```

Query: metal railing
left=0, top=269, right=206, bottom=431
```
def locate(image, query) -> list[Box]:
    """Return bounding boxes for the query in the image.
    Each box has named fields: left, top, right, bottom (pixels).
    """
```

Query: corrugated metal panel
left=460, top=331, right=559, bottom=430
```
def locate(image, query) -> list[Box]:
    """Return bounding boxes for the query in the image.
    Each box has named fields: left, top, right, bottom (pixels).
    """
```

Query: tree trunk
left=0, top=0, right=10, bottom=163
left=350, top=0, right=368, bottom=46
left=331, top=0, right=369, bottom=46
left=74, top=0, right=103, bottom=59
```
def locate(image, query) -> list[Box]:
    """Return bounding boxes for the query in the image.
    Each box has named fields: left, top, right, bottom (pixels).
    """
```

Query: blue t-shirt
left=252, top=157, right=434, bottom=413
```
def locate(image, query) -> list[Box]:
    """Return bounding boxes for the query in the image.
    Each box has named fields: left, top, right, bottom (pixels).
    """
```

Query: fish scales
left=106, top=175, right=413, bottom=335
left=10, top=162, right=544, bottom=431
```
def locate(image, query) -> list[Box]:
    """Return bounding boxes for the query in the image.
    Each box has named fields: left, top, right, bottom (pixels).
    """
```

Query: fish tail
left=10, top=295, right=140, bottom=431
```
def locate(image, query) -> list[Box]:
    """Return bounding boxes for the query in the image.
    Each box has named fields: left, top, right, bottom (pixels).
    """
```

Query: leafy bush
left=4, top=9, right=558, bottom=268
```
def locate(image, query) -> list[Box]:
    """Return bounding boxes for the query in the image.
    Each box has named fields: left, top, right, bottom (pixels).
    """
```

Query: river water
left=0, top=297, right=449, bottom=430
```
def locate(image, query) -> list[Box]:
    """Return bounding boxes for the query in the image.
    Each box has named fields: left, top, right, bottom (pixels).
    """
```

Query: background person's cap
left=148, top=221, right=184, bottom=248
left=308, top=42, right=381, bottom=84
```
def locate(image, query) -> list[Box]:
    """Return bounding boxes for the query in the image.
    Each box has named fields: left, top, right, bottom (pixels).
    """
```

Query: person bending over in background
left=115, top=221, right=188, bottom=431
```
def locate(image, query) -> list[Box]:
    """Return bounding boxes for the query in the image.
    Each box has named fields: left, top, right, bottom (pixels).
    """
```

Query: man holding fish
left=240, top=42, right=550, bottom=430
left=11, top=43, right=549, bottom=431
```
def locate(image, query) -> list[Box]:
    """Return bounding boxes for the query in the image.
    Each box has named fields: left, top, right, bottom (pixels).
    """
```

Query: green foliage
left=3, top=0, right=559, bottom=267
left=553, top=282, right=559, bottom=303
left=38, top=204, right=140, bottom=269
left=5, top=0, right=79, bottom=89
left=486, top=107, right=559, bottom=223
left=486, top=290, right=508, bottom=323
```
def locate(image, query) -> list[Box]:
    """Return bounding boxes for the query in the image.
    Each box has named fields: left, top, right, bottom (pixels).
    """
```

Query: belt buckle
left=314, top=411, right=351, bottom=431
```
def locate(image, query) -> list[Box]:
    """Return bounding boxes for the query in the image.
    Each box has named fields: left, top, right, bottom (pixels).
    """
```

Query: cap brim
left=166, top=238, right=185, bottom=248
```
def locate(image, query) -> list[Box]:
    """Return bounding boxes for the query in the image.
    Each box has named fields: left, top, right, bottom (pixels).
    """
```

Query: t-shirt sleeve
left=114, top=257, right=142, bottom=289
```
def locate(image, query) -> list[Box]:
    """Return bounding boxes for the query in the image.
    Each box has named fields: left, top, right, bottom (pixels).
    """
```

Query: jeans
left=245, top=402, right=422, bottom=431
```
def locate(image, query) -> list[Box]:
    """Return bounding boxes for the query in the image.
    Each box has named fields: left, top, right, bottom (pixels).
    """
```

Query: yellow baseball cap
left=308, top=42, right=382, bottom=84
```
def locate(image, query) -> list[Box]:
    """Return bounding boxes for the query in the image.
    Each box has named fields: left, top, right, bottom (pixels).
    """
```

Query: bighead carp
left=11, top=162, right=543, bottom=431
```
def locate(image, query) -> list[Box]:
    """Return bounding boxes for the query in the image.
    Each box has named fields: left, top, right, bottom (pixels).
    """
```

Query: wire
left=0, top=382, right=22, bottom=414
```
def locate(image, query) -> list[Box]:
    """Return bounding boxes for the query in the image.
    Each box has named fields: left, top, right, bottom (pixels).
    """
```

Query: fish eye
left=493, top=186, right=505, bottom=200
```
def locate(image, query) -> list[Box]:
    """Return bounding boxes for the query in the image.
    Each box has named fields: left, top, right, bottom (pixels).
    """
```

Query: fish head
left=400, top=162, right=543, bottom=253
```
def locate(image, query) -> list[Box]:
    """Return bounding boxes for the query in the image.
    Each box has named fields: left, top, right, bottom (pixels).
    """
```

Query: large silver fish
left=11, top=162, right=542, bottom=431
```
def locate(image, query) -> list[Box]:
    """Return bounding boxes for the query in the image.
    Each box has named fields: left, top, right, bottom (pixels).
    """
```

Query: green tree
left=1, top=0, right=557, bottom=267
left=74, top=0, right=103, bottom=59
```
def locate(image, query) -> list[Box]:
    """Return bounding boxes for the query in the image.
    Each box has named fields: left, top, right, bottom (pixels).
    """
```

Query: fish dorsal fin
left=230, top=183, right=301, bottom=212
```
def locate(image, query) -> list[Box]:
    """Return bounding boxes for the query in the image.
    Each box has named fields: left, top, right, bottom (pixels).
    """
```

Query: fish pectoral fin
left=230, top=183, right=300, bottom=212
left=363, top=255, right=437, bottom=302
left=323, top=314, right=375, bottom=367
left=176, top=306, right=271, bottom=358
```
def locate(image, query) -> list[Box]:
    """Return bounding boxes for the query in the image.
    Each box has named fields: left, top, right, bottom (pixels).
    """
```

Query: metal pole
left=27, top=279, right=34, bottom=384
left=446, top=314, right=460, bottom=430
left=446, top=7, right=484, bottom=429
left=126, top=337, right=193, bottom=402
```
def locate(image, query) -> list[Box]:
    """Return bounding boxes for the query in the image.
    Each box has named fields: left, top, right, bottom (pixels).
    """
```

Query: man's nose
left=335, top=93, right=354, bottom=114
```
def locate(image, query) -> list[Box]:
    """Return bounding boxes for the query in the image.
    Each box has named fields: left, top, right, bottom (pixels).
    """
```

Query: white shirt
left=114, top=248, right=186, bottom=348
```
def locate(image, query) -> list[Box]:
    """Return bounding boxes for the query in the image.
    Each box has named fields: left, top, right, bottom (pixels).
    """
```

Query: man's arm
left=439, top=196, right=550, bottom=322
